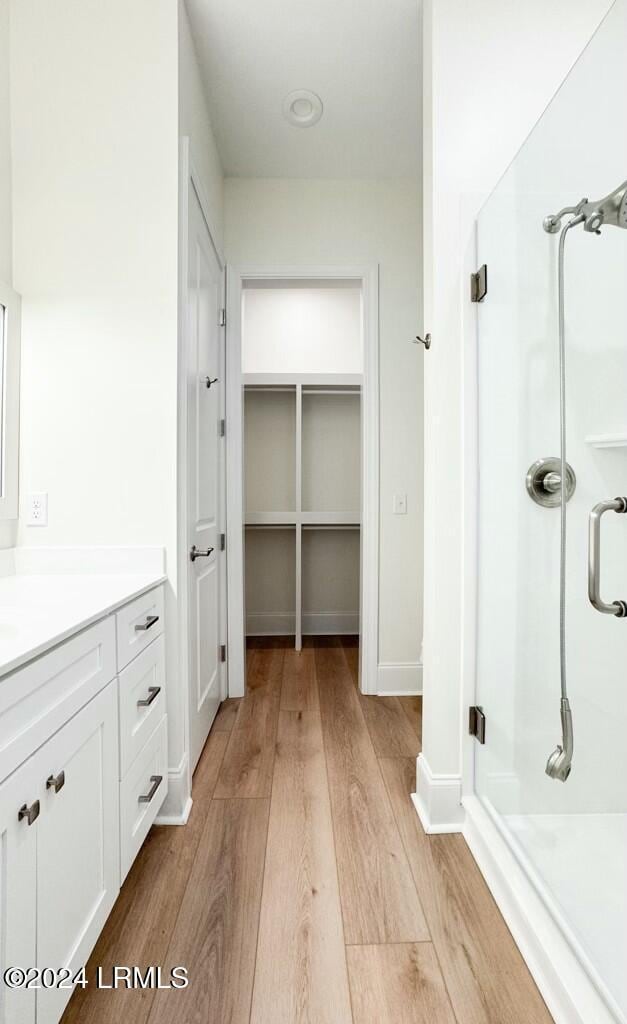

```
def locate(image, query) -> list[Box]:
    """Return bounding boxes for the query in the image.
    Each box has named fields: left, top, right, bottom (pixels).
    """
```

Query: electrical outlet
left=27, top=492, right=48, bottom=527
left=393, top=493, right=407, bottom=515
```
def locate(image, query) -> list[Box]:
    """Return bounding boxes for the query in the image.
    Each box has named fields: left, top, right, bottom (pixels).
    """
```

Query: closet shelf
left=585, top=433, right=627, bottom=449
left=245, top=511, right=360, bottom=526
left=244, top=372, right=361, bottom=387
left=245, top=512, right=297, bottom=526
left=301, top=511, right=360, bottom=525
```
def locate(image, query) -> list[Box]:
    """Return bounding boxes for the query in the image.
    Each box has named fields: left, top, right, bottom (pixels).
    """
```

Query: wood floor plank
left=61, top=729, right=230, bottom=1024
left=280, top=646, right=319, bottom=711
left=359, top=694, right=421, bottom=757
left=340, top=635, right=360, bottom=687
left=147, top=798, right=270, bottom=1024
left=316, top=644, right=429, bottom=945
left=212, top=697, right=241, bottom=732
left=250, top=709, right=352, bottom=1024
left=214, top=646, right=283, bottom=798
left=347, top=943, right=457, bottom=1024
left=398, top=696, right=422, bottom=741
left=379, top=758, right=553, bottom=1024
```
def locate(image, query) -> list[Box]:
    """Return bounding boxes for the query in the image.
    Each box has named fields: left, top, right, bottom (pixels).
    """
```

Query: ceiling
left=185, top=0, right=421, bottom=178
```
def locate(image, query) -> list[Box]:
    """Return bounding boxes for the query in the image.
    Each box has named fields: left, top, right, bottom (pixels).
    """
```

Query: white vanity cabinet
left=0, top=580, right=167, bottom=1024
left=0, top=683, right=118, bottom=1024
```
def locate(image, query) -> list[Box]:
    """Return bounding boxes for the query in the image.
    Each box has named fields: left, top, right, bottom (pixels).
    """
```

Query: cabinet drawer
left=116, top=586, right=164, bottom=670
left=0, top=617, right=116, bottom=783
left=118, top=636, right=166, bottom=777
left=120, top=715, right=167, bottom=881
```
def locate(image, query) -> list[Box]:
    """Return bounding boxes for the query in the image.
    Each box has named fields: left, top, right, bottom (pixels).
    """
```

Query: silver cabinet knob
left=190, top=545, right=214, bottom=562
left=18, top=800, right=40, bottom=825
left=46, top=771, right=65, bottom=794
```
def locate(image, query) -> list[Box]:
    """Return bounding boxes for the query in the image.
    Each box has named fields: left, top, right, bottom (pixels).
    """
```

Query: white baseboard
left=377, top=661, right=422, bottom=695
left=463, top=795, right=622, bottom=1024
left=246, top=611, right=359, bottom=635
left=303, top=612, right=359, bottom=634
left=155, top=756, right=192, bottom=826
left=412, top=752, right=464, bottom=833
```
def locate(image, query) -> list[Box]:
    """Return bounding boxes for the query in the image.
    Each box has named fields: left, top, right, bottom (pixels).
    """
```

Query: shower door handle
left=588, top=497, right=627, bottom=616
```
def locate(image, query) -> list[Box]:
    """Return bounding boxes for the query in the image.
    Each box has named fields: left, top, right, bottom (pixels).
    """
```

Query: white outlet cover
left=27, top=492, right=48, bottom=526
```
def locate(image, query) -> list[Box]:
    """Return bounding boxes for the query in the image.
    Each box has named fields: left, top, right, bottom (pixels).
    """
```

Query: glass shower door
left=473, top=2, right=627, bottom=1019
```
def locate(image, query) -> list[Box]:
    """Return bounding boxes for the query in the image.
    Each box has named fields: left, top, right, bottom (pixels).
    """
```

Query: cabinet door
left=0, top=753, right=39, bottom=1024
left=36, top=682, right=120, bottom=1024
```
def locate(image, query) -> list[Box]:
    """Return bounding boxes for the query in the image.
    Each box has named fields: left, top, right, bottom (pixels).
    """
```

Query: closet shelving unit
left=244, top=372, right=361, bottom=650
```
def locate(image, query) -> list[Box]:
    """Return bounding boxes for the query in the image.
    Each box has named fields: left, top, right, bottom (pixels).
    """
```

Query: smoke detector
left=282, top=90, right=323, bottom=128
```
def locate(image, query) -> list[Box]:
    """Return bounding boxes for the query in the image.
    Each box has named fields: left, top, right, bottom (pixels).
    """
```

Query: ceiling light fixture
left=282, top=90, right=323, bottom=128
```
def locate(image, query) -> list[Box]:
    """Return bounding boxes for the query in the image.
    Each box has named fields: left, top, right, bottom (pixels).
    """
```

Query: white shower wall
left=475, top=0, right=627, bottom=818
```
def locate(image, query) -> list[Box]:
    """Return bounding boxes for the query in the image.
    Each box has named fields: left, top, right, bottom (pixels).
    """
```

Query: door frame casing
left=226, top=264, right=380, bottom=696
left=165, top=138, right=226, bottom=824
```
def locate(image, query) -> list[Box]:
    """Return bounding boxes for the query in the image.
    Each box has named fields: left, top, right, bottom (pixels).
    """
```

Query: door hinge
left=220, top=532, right=226, bottom=551
left=470, top=263, right=488, bottom=303
left=469, top=705, right=486, bottom=744
left=219, top=418, right=226, bottom=437
left=220, top=643, right=227, bottom=663
left=219, top=308, right=226, bottom=327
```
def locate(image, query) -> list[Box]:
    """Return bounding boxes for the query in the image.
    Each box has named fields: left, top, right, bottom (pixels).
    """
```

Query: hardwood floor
left=62, top=637, right=552, bottom=1024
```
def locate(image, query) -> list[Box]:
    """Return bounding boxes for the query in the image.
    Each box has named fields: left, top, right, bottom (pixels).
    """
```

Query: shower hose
left=547, top=216, right=583, bottom=780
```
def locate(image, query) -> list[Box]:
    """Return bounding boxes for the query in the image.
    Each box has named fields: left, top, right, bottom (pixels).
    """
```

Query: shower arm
left=543, top=198, right=588, bottom=234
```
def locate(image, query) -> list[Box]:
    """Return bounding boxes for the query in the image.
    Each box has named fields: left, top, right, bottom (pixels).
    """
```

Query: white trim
left=0, top=280, right=21, bottom=522
left=226, top=265, right=380, bottom=697
left=461, top=205, right=481, bottom=802
left=377, top=661, right=422, bottom=695
left=176, top=138, right=227, bottom=805
left=463, top=795, right=623, bottom=1024
left=155, top=754, right=193, bottom=826
left=413, top=752, right=464, bottom=833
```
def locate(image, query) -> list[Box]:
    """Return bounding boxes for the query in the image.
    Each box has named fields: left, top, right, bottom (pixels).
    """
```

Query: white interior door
left=186, top=180, right=225, bottom=772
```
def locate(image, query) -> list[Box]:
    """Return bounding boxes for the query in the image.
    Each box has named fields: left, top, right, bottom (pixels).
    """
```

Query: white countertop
left=0, top=572, right=166, bottom=678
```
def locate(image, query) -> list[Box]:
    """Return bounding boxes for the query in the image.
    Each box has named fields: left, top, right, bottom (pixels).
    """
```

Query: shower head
left=543, top=179, right=627, bottom=234
left=545, top=697, right=573, bottom=782
left=582, top=179, right=627, bottom=233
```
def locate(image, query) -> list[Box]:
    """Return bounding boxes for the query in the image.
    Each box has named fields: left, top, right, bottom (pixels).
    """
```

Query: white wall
left=226, top=178, right=423, bottom=685
left=0, top=0, right=15, bottom=551
left=421, top=0, right=615, bottom=793
left=242, top=284, right=362, bottom=375
left=0, top=0, right=11, bottom=288
left=9, top=0, right=183, bottom=798
left=11, top=0, right=179, bottom=552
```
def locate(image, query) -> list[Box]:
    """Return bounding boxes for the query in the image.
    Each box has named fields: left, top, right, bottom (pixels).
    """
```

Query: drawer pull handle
left=135, top=614, right=159, bottom=633
left=46, top=770, right=65, bottom=794
left=18, top=800, right=40, bottom=826
left=137, top=686, right=161, bottom=708
left=138, top=775, right=163, bottom=804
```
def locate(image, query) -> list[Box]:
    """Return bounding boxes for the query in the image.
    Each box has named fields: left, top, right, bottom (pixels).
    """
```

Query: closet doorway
left=226, top=268, right=379, bottom=696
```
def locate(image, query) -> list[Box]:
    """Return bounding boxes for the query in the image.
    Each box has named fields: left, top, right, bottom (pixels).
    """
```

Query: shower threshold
left=504, top=811, right=627, bottom=1020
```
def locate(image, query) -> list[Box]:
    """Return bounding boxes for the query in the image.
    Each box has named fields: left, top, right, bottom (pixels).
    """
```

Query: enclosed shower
left=472, top=1, right=627, bottom=1021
